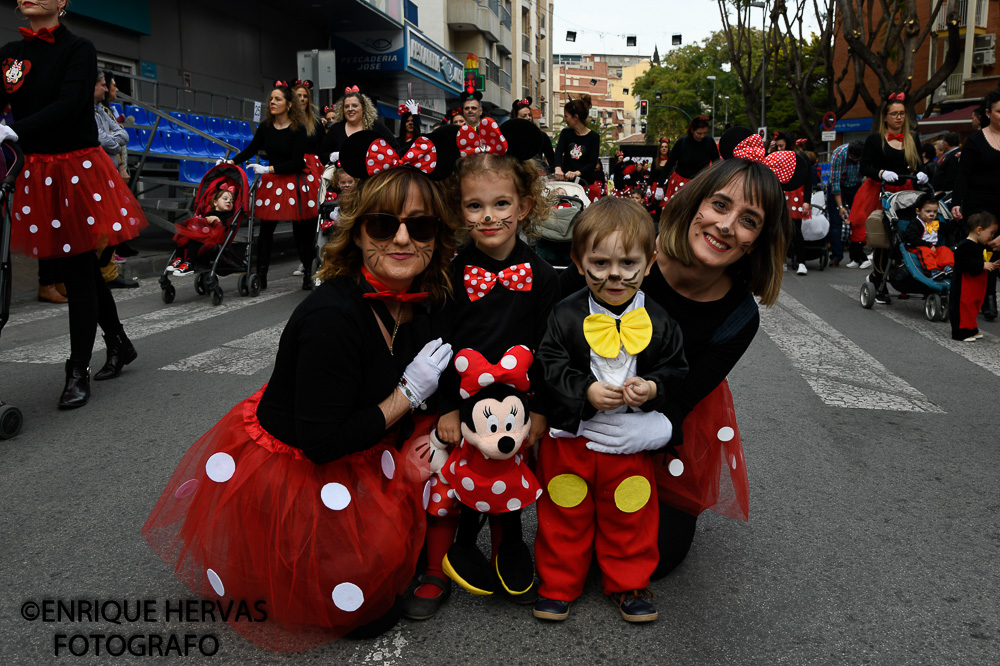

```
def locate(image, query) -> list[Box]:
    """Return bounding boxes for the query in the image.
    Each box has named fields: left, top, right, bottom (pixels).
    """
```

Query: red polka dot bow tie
left=456, top=117, right=508, bottom=157
left=731, top=133, right=797, bottom=184
left=364, top=136, right=438, bottom=176
left=886, top=133, right=905, bottom=142
left=454, top=345, right=533, bottom=398
left=19, top=26, right=57, bottom=43
left=464, top=263, right=532, bottom=302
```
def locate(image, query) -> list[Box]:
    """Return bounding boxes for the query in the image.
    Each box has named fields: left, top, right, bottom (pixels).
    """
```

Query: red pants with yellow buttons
left=534, top=434, right=659, bottom=602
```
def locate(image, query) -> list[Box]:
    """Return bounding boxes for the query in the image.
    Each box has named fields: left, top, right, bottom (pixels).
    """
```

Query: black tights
left=256, top=219, right=316, bottom=274
left=42, top=253, right=124, bottom=363
left=791, top=219, right=806, bottom=265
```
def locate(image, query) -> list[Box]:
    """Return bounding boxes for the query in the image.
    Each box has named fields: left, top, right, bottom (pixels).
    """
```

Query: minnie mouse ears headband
left=323, top=105, right=336, bottom=114
left=456, top=117, right=545, bottom=161
left=718, top=126, right=801, bottom=185
left=460, top=90, right=484, bottom=103
left=273, top=80, right=290, bottom=89
left=339, top=126, right=460, bottom=182
left=398, top=102, right=420, bottom=116
left=795, top=138, right=808, bottom=147
left=292, top=79, right=313, bottom=90
left=513, top=96, right=532, bottom=108
left=887, top=92, right=905, bottom=102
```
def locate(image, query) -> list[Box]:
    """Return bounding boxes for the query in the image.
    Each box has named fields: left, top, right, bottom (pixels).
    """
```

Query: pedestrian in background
left=827, top=139, right=865, bottom=267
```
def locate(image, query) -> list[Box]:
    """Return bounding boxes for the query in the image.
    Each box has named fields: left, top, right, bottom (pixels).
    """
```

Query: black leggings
left=43, top=253, right=124, bottom=363
left=791, top=219, right=806, bottom=265
left=651, top=503, right=698, bottom=580
left=38, top=259, right=59, bottom=287
left=256, top=219, right=315, bottom=273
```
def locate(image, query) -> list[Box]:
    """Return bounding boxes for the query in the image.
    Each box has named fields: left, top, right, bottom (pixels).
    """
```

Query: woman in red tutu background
left=0, top=0, right=147, bottom=408
left=142, top=126, right=463, bottom=652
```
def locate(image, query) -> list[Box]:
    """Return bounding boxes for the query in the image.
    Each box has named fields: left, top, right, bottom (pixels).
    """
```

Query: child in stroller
left=900, top=192, right=954, bottom=281
left=170, top=187, right=236, bottom=276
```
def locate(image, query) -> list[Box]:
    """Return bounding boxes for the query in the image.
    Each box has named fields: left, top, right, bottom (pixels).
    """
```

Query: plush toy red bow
left=345, top=85, right=360, bottom=94
left=888, top=92, right=905, bottom=102
left=454, top=345, right=533, bottom=399
left=363, top=136, right=438, bottom=176
left=731, top=133, right=797, bottom=184
left=19, top=26, right=57, bottom=43
left=274, top=80, right=289, bottom=88
left=456, top=117, right=508, bottom=157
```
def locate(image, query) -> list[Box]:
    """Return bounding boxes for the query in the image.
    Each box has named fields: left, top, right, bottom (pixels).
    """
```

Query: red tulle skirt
left=141, top=387, right=432, bottom=652
left=663, top=172, right=693, bottom=202
left=848, top=179, right=909, bottom=243
left=784, top=185, right=807, bottom=220
left=252, top=171, right=317, bottom=221
left=652, top=380, right=749, bottom=522
left=304, top=154, right=324, bottom=183
left=10, top=146, right=147, bottom=259
left=174, top=216, right=227, bottom=251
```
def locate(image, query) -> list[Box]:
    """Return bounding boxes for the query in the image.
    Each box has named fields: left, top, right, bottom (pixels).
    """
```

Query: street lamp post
left=706, top=75, right=717, bottom=138
left=749, top=1, right=767, bottom=130
left=724, top=95, right=730, bottom=129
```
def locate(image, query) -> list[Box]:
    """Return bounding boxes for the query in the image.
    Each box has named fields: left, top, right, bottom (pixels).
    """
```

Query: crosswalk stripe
left=760, top=291, right=943, bottom=412
left=4, top=281, right=159, bottom=328
left=831, top=283, right=1000, bottom=377
left=160, top=323, right=285, bottom=375
left=0, top=286, right=294, bottom=365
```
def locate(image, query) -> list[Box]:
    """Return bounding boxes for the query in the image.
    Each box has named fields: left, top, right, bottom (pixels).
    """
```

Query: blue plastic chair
left=203, top=138, right=227, bottom=159
left=163, top=131, right=188, bottom=155
left=168, top=111, right=189, bottom=133
left=206, top=116, right=225, bottom=137
left=222, top=119, right=239, bottom=140
left=184, top=134, right=210, bottom=157
left=237, top=121, right=254, bottom=140
left=110, top=102, right=124, bottom=119
left=179, top=160, right=207, bottom=184
left=126, top=105, right=150, bottom=127
left=126, top=128, right=143, bottom=151
left=188, top=114, right=208, bottom=136
left=138, top=129, right=167, bottom=154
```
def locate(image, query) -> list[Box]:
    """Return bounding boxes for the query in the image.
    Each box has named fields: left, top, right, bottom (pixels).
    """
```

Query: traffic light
left=641, top=122, right=647, bottom=134
left=639, top=99, right=648, bottom=116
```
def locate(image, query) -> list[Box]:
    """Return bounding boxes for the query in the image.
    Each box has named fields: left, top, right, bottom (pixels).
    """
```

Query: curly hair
left=263, top=85, right=307, bottom=132
left=332, top=91, right=378, bottom=129
left=315, top=168, right=461, bottom=305
left=446, top=152, right=552, bottom=241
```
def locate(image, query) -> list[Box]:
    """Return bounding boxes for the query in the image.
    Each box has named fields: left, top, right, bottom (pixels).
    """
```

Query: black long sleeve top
left=255, top=276, right=449, bottom=464
left=537, top=287, right=688, bottom=434
left=303, top=114, right=324, bottom=156
left=0, top=24, right=98, bottom=154
left=932, top=147, right=960, bottom=192
left=558, top=263, right=759, bottom=445
left=438, top=239, right=560, bottom=416
left=952, top=131, right=1000, bottom=217
left=664, top=135, right=720, bottom=179
left=859, top=132, right=917, bottom=181
left=232, top=123, right=306, bottom=174
left=553, top=128, right=601, bottom=181
left=954, top=238, right=987, bottom=277
left=320, top=120, right=399, bottom=162
left=901, top=219, right=937, bottom=248
left=650, top=157, right=671, bottom=185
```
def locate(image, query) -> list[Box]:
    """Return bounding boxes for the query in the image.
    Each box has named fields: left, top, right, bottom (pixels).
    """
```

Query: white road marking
left=360, top=627, right=408, bottom=665
left=160, top=323, right=285, bottom=375
left=4, top=281, right=159, bottom=328
left=760, top=292, right=943, bottom=412
left=831, top=283, right=1000, bottom=377
left=0, top=287, right=293, bottom=365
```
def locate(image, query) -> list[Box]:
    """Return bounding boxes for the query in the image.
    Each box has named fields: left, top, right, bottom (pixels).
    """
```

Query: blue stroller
left=859, top=180, right=951, bottom=321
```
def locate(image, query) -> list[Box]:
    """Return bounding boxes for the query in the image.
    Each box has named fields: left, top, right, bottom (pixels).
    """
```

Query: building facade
left=552, top=53, right=650, bottom=143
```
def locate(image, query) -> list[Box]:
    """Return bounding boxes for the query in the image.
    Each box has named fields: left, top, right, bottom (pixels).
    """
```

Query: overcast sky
left=551, top=0, right=733, bottom=57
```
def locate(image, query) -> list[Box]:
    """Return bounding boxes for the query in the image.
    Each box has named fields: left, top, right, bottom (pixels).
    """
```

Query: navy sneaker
left=609, top=589, right=658, bottom=623
left=533, top=597, right=572, bottom=621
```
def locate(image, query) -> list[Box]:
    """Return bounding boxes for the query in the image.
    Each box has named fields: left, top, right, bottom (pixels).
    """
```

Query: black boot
left=302, top=275, right=313, bottom=291
left=256, top=236, right=271, bottom=291
left=59, top=359, right=90, bottom=409
left=983, top=294, right=998, bottom=322
left=94, top=330, right=138, bottom=380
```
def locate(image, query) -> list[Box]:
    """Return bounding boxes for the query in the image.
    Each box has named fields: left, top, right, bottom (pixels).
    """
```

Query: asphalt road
left=1, top=258, right=997, bottom=665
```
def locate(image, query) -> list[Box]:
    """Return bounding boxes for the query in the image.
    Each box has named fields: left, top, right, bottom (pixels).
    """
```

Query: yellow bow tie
left=583, top=308, right=653, bottom=359
left=925, top=220, right=939, bottom=233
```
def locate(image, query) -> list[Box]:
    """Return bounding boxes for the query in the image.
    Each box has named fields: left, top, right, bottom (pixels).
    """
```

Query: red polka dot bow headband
left=398, top=102, right=419, bottom=116
left=456, top=116, right=508, bottom=157
left=888, top=92, right=905, bottom=102
left=339, top=127, right=459, bottom=181
left=455, top=345, right=533, bottom=399
left=730, top=133, right=797, bottom=184
left=363, top=137, right=436, bottom=176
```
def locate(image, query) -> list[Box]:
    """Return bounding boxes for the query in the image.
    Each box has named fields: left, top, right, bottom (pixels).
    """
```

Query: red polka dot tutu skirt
left=652, top=380, right=750, bottom=522
left=252, top=171, right=317, bottom=222
left=663, top=172, right=692, bottom=203
left=141, top=387, right=431, bottom=652
left=10, top=146, right=147, bottom=260
left=173, top=217, right=227, bottom=251
left=304, top=154, right=324, bottom=183
left=784, top=185, right=808, bottom=220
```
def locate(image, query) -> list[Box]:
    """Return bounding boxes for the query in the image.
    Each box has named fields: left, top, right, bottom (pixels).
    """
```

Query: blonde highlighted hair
left=571, top=197, right=657, bottom=263
left=290, top=83, right=319, bottom=137
left=447, top=152, right=551, bottom=240
left=332, top=92, right=378, bottom=129
left=879, top=100, right=920, bottom=171
left=316, top=168, right=461, bottom=305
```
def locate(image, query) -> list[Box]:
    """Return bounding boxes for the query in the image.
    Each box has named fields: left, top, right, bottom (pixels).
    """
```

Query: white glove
left=581, top=410, right=672, bottom=455
left=215, top=158, right=233, bottom=165
left=329, top=151, right=339, bottom=165
left=654, top=187, right=664, bottom=201
left=916, top=171, right=929, bottom=185
left=428, top=429, right=450, bottom=476
left=247, top=163, right=269, bottom=175
left=404, top=99, right=419, bottom=115
left=399, top=338, right=453, bottom=407
left=881, top=170, right=898, bottom=184
left=0, top=124, right=19, bottom=143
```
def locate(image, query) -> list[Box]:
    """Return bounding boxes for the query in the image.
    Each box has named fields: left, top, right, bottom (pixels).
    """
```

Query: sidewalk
left=9, top=224, right=303, bottom=308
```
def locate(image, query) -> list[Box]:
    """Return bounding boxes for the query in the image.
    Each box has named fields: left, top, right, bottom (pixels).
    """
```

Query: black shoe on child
left=609, top=588, right=658, bottom=623
left=400, top=573, right=451, bottom=621
left=533, top=597, right=572, bottom=621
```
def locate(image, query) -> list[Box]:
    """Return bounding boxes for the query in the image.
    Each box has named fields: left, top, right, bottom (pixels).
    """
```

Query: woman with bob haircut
left=142, top=129, right=463, bottom=652
left=557, top=127, right=791, bottom=579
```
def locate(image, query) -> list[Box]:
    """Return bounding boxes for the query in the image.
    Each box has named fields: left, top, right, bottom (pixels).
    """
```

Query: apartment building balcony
left=934, top=0, right=988, bottom=30
left=448, top=0, right=502, bottom=43
left=497, top=5, right=513, bottom=53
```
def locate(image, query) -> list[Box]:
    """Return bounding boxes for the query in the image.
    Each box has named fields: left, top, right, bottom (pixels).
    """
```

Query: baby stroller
left=309, top=162, right=340, bottom=285
left=0, top=140, right=25, bottom=438
left=159, top=164, right=259, bottom=306
left=859, top=177, right=951, bottom=321
left=534, top=180, right=589, bottom=271
left=788, top=189, right=831, bottom=270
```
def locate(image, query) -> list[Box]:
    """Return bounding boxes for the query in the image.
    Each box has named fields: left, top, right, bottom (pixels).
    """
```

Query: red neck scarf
left=19, top=25, right=58, bottom=44
left=361, top=266, right=428, bottom=303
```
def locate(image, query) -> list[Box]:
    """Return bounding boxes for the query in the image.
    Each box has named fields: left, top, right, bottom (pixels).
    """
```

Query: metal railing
left=934, top=0, right=988, bottom=29
left=486, top=0, right=501, bottom=18
left=501, top=70, right=511, bottom=92
left=945, top=72, right=965, bottom=97
left=500, top=5, right=511, bottom=28
left=522, top=33, right=531, bottom=53
left=483, top=56, right=501, bottom=85
left=113, top=71, right=262, bottom=122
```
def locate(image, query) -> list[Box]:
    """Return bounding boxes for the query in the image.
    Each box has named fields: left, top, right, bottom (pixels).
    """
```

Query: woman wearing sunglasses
left=142, top=128, right=462, bottom=651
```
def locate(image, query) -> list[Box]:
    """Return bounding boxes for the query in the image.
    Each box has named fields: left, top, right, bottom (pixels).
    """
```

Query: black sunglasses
left=361, top=213, right=440, bottom=242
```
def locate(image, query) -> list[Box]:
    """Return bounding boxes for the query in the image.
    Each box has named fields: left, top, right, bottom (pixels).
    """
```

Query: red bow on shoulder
left=888, top=92, right=906, bottom=102
left=19, top=26, right=57, bottom=44
left=345, top=85, right=360, bottom=94
left=731, top=133, right=797, bottom=184
left=456, top=117, right=508, bottom=157
left=454, top=346, right=533, bottom=399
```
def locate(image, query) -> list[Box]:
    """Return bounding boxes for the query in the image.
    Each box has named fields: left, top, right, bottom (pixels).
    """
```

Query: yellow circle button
left=614, top=475, right=651, bottom=513
left=547, top=473, right=588, bottom=508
